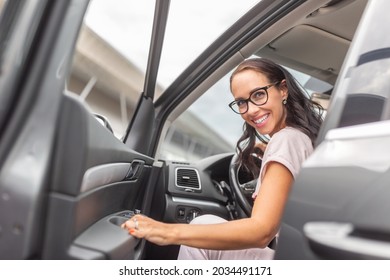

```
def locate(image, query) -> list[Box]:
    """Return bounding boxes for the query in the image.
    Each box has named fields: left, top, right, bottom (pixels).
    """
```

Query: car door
left=276, top=0, right=390, bottom=259
left=0, top=0, right=167, bottom=260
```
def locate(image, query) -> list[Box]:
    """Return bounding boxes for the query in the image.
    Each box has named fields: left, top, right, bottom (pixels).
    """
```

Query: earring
left=282, top=99, right=287, bottom=105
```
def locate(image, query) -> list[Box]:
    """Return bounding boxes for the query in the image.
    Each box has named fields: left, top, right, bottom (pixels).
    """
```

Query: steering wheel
left=228, top=153, right=260, bottom=217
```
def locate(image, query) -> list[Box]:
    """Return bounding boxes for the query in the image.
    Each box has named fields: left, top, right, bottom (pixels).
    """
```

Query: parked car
left=0, top=0, right=387, bottom=260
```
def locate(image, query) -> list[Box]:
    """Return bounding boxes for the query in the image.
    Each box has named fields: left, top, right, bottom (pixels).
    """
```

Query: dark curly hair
left=230, top=58, right=324, bottom=177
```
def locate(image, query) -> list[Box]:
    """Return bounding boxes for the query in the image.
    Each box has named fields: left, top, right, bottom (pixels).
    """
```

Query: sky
left=85, top=0, right=260, bottom=146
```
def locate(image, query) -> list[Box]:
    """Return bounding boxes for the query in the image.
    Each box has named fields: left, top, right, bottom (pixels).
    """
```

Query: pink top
left=253, top=126, right=313, bottom=199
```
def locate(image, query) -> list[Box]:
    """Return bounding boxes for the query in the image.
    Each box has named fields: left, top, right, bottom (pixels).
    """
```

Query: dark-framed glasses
left=228, top=82, right=280, bottom=114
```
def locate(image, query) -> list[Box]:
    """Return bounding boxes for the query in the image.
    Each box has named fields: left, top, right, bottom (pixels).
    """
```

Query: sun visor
left=258, top=25, right=350, bottom=83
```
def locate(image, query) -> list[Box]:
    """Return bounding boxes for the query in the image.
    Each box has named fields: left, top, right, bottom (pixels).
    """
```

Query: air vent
left=175, top=168, right=201, bottom=190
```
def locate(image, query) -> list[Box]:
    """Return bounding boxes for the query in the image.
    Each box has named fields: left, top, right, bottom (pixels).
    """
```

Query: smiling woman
left=122, top=57, right=323, bottom=260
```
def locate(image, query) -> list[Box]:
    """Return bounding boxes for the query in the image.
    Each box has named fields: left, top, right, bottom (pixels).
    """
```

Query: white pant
left=177, top=214, right=275, bottom=260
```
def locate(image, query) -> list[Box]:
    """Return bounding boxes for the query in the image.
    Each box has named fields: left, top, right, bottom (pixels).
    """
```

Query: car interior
left=0, top=0, right=370, bottom=260
left=150, top=0, right=369, bottom=259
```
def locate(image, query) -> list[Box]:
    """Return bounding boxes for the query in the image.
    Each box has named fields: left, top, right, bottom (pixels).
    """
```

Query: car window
left=158, top=74, right=239, bottom=162
left=66, top=0, right=155, bottom=139
left=156, top=0, right=259, bottom=93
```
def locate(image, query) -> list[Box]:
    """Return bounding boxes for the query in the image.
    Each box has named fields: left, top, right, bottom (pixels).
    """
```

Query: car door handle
left=303, top=222, right=390, bottom=259
left=125, top=160, right=145, bottom=180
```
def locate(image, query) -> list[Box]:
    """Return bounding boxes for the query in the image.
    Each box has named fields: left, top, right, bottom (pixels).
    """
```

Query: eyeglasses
left=229, top=82, right=280, bottom=114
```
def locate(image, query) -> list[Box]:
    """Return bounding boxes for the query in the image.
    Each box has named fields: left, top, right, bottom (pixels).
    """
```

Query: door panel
left=42, top=93, right=155, bottom=259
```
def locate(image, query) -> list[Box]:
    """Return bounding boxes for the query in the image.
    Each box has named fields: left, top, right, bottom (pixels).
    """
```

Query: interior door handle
left=126, top=160, right=145, bottom=180
left=303, top=222, right=390, bottom=259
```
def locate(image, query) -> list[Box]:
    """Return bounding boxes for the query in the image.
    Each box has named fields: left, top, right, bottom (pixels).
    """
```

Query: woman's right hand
left=121, top=214, right=173, bottom=246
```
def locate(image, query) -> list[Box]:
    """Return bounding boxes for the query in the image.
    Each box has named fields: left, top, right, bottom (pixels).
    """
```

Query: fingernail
left=129, top=229, right=135, bottom=234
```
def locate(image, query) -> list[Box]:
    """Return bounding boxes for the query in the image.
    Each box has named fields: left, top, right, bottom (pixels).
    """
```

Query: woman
left=122, top=58, right=323, bottom=260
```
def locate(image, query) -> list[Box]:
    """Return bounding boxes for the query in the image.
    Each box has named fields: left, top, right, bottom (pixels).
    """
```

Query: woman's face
left=231, top=69, right=288, bottom=136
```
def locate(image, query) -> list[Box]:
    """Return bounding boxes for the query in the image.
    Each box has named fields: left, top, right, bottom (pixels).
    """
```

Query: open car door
left=0, top=0, right=170, bottom=260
